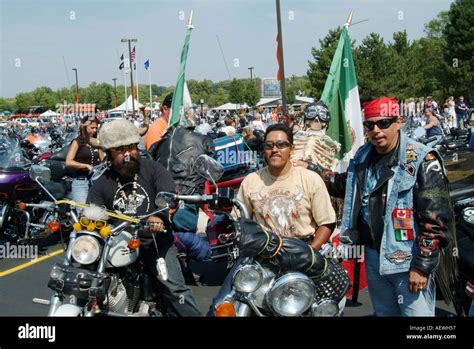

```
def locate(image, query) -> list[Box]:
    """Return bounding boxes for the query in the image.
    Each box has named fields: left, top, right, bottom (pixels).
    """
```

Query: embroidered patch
left=385, top=250, right=412, bottom=264
left=404, top=163, right=415, bottom=176
left=406, top=143, right=420, bottom=151
left=406, top=149, right=418, bottom=163
left=425, top=160, right=441, bottom=175
left=392, top=208, right=414, bottom=241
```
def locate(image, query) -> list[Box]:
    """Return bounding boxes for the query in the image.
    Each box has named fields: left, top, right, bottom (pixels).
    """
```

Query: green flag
left=320, top=26, right=364, bottom=165
left=168, top=12, right=194, bottom=130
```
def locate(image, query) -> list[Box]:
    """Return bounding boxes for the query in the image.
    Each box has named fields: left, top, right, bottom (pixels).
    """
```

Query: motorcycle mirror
left=90, top=162, right=108, bottom=182
left=29, top=165, right=51, bottom=182
left=154, top=192, right=176, bottom=209
left=193, top=154, right=224, bottom=184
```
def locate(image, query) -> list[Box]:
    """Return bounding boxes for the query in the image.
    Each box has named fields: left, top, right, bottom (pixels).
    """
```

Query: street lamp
left=121, top=38, right=138, bottom=118
left=248, top=67, right=254, bottom=82
left=72, top=68, right=79, bottom=113
left=200, top=99, right=204, bottom=118
left=112, top=78, right=118, bottom=108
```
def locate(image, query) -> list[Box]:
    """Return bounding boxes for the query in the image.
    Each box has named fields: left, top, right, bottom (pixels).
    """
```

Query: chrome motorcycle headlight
left=232, top=264, right=263, bottom=293
left=267, top=273, right=315, bottom=317
left=71, top=235, right=101, bottom=265
left=311, top=299, right=339, bottom=317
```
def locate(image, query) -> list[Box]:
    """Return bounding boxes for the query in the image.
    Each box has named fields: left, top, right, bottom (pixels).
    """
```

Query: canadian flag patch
left=393, top=208, right=414, bottom=241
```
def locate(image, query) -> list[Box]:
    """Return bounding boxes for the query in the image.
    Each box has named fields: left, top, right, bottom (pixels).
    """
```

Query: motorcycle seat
left=49, top=146, right=70, bottom=161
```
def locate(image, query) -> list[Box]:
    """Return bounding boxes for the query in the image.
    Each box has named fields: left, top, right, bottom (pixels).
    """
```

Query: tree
left=82, top=82, right=113, bottom=110
left=207, top=87, right=229, bottom=107
left=0, top=98, right=16, bottom=112
left=14, top=92, right=34, bottom=113
left=307, top=27, right=343, bottom=98
left=285, top=82, right=296, bottom=105
left=243, top=81, right=259, bottom=108
left=443, top=0, right=474, bottom=100
left=30, top=87, right=56, bottom=110
left=229, top=78, right=246, bottom=105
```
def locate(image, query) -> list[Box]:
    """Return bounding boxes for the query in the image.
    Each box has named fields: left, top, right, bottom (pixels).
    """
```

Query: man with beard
left=87, top=119, right=202, bottom=316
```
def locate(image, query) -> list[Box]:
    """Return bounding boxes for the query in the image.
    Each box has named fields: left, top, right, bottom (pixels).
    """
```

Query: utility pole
left=112, top=78, right=118, bottom=108
left=121, top=38, right=138, bottom=119
left=248, top=67, right=254, bottom=82
left=276, top=0, right=287, bottom=117
left=72, top=68, right=79, bottom=114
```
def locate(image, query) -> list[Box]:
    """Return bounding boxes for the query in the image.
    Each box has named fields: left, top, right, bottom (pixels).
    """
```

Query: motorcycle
left=156, top=155, right=350, bottom=317
left=0, top=135, right=70, bottom=243
left=449, top=177, right=474, bottom=316
left=29, top=165, right=178, bottom=317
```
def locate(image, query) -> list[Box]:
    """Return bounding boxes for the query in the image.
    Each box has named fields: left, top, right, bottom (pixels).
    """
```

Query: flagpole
left=148, top=60, right=153, bottom=115
left=121, top=38, right=138, bottom=119
left=135, top=48, right=140, bottom=107
left=275, top=0, right=287, bottom=117
left=117, top=49, right=128, bottom=116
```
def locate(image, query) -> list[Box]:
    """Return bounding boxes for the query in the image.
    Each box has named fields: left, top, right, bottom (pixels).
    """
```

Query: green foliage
left=443, top=0, right=474, bottom=99
left=229, top=78, right=246, bottom=105
left=243, top=81, right=260, bottom=107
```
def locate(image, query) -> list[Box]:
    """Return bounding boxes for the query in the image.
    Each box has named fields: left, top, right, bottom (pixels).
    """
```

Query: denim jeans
left=469, top=299, right=474, bottom=317
left=71, top=178, right=90, bottom=214
left=365, top=247, right=435, bottom=316
left=142, top=243, right=202, bottom=316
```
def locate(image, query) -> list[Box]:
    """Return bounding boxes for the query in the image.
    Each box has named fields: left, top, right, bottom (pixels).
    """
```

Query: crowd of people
left=36, top=91, right=471, bottom=317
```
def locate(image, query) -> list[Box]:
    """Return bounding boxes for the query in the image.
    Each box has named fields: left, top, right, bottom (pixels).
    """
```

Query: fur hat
left=98, top=119, right=140, bottom=150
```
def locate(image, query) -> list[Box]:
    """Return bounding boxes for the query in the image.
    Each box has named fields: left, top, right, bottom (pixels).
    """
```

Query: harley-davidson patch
left=406, top=149, right=418, bottom=163
left=404, top=163, right=415, bottom=176
left=385, top=250, right=412, bottom=264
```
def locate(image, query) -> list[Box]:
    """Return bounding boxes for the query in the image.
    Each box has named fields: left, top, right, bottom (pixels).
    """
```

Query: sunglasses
left=363, top=116, right=398, bottom=131
left=264, top=140, right=292, bottom=150
left=110, top=144, right=138, bottom=153
left=79, top=217, right=107, bottom=229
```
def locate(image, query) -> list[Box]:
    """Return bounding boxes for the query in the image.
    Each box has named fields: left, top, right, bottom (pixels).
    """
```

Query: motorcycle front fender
left=51, top=304, right=83, bottom=317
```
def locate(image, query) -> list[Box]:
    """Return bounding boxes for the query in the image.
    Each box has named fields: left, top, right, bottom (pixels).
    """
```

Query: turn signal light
left=128, top=239, right=140, bottom=250
left=73, top=222, right=82, bottom=231
left=18, top=202, right=27, bottom=210
left=86, top=222, right=95, bottom=231
left=214, top=302, right=235, bottom=317
left=99, top=226, right=111, bottom=238
left=47, top=220, right=60, bottom=233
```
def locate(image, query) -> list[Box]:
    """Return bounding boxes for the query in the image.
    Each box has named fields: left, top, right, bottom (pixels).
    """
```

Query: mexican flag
left=320, top=26, right=364, bottom=172
left=168, top=11, right=194, bottom=130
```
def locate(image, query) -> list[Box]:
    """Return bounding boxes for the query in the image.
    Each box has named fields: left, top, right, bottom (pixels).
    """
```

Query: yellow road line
left=0, top=248, right=64, bottom=277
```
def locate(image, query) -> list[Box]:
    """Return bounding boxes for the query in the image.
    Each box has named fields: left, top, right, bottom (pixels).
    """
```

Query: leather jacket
left=149, top=127, right=215, bottom=195
left=308, top=132, right=453, bottom=276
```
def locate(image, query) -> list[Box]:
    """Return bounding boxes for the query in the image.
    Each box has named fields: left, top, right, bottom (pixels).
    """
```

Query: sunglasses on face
left=363, top=117, right=398, bottom=131
left=110, top=144, right=138, bottom=153
left=264, top=140, right=292, bottom=150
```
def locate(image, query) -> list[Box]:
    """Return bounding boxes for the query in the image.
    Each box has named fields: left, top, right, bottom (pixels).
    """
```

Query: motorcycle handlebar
left=172, top=193, right=250, bottom=219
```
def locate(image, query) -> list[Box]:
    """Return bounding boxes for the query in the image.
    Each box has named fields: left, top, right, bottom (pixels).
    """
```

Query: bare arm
left=311, top=223, right=335, bottom=250
left=65, top=140, right=92, bottom=172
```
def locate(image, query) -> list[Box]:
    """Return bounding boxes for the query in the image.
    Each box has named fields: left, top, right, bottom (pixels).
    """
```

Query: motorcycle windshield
left=30, top=133, right=52, bottom=152
left=0, top=136, right=31, bottom=169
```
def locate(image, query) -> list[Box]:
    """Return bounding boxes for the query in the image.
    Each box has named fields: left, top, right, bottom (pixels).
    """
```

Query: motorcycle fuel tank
left=106, top=230, right=139, bottom=268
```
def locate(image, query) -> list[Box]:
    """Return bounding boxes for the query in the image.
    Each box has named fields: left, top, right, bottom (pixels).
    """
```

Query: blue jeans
left=365, top=247, right=435, bottom=316
left=71, top=178, right=90, bottom=214
left=469, top=299, right=474, bottom=317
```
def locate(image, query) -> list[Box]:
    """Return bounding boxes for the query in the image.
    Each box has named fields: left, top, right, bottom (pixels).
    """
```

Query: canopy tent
left=108, top=96, right=144, bottom=113
left=40, top=110, right=60, bottom=117
left=212, top=102, right=249, bottom=111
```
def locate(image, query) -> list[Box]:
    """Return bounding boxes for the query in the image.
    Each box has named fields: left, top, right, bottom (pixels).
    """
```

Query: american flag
left=131, top=46, right=136, bottom=63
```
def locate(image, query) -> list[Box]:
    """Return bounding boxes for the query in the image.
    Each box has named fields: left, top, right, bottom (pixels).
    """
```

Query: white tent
left=212, top=102, right=249, bottom=111
left=40, top=109, right=60, bottom=117
left=108, top=95, right=144, bottom=113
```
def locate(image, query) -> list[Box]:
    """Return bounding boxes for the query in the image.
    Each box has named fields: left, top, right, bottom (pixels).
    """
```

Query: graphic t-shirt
left=234, top=165, right=336, bottom=239
left=87, top=159, right=176, bottom=248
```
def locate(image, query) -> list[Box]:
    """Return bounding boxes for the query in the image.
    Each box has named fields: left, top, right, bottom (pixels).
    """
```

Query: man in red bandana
left=297, top=97, right=454, bottom=316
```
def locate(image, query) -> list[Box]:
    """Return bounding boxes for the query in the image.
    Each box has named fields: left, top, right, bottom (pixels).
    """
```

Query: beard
left=112, top=152, right=141, bottom=179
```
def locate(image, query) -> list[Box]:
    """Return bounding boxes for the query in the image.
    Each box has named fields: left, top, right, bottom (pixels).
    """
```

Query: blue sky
left=1, top=0, right=453, bottom=97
